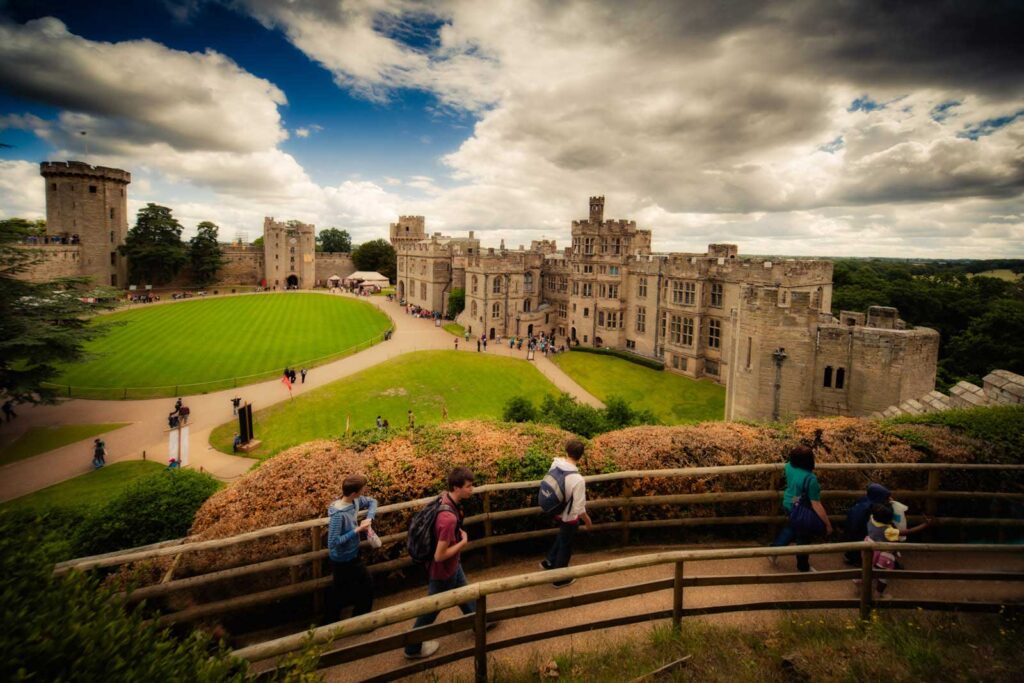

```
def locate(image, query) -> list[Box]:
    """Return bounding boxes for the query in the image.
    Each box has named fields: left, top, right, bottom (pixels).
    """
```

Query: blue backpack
left=538, top=467, right=570, bottom=516
left=789, top=476, right=826, bottom=536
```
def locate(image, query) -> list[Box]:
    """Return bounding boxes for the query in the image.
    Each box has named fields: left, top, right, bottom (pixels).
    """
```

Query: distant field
left=551, top=352, right=725, bottom=423
left=0, top=423, right=130, bottom=465
left=2, top=460, right=166, bottom=512
left=972, top=269, right=1022, bottom=282
left=53, top=293, right=391, bottom=397
left=210, top=350, right=560, bottom=458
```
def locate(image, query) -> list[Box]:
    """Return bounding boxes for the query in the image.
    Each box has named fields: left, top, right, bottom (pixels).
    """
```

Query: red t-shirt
left=428, top=494, right=462, bottom=581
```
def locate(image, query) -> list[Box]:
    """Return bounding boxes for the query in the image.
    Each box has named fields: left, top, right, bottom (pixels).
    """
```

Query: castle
left=23, top=161, right=355, bottom=289
left=392, top=197, right=941, bottom=422
left=20, top=162, right=941, bottom=422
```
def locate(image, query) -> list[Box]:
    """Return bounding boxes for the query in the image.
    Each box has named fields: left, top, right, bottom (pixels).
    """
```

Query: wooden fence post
left=672, top=561, right=684, bottom=631
left=925, top=470, right=940, bottom=518
left=483, top=492, right=494, bottom=568
left=311, top=526, right=323, bottom=615
left=859, top=548, right=874, bottom=621
left=474, top=595, right=488, bottom=683
left=622, top=479, right=633, bottom=546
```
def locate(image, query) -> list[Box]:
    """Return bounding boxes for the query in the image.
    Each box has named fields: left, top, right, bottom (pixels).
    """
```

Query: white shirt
left=551, top=457, right=587, bottom=522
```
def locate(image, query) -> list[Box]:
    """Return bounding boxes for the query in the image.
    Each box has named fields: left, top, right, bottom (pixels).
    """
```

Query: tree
left=188, top=221, right=224, bottom=286
left=0, top=218, right=117, bottom=405
left=316, top=228, right=351, bottom=253
left=252, top=236, right=264, bottom=248
left=447, top=287, right=465, bottom=319
left=119, top=204, right=187, bottom=285
left=942, top=299, right=1024, bottom=384
left=351, top=239, right=397, bottom=282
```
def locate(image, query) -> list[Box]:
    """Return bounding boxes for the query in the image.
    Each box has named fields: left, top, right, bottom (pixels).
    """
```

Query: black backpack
left=407, top=496, right=458, bottom=564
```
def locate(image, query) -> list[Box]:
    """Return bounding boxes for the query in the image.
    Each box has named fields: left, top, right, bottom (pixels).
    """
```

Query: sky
left=0, top=0, right=1022, bottom=258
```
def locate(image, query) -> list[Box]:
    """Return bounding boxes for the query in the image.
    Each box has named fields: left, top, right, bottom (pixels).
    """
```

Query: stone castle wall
left=14, top=245, right=84, bottom=282
left=314, top=253, right=356, bottom=284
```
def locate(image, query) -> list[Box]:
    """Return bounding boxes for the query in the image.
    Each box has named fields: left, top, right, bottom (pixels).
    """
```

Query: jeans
left=404, top=565, right=475, bottom=655
left=331, top=557, right=374, bottom=620
left=546, top=521, right=579, bottom=570
left=771, top=520, right=812, bottom=572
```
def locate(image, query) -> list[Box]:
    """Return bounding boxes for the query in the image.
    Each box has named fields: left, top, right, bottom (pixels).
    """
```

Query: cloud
left=0, top=160, right=45, bottom=219
left=294, top=124, right=323, bottom=138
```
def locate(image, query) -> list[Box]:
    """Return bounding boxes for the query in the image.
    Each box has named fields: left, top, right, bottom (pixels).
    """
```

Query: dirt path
left=320, top=543, right=1024, bottom=682
left=0, top=292, right=601, bottom=501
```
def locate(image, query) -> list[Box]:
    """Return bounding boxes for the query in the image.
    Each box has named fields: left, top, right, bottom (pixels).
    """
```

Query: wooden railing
left=53, top=463, right=1024, bottom=628
left=231, top=541, right=1024, bottom=683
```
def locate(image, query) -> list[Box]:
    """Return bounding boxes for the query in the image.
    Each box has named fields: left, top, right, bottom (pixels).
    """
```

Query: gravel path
left=0, top=292, right=601, bottom=501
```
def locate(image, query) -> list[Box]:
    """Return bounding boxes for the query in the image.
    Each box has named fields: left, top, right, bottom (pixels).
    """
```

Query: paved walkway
left=310, top=542, right=1024, bottom=681
left=0, top=292, right=601, bottom=501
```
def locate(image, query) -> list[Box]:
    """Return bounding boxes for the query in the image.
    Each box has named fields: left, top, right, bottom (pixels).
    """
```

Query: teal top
left=781, top=462, right=820, bottom=511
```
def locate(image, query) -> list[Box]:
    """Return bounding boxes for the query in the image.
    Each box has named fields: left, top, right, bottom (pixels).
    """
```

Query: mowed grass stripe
left=56, top=294, right=391, bottom=391
left=209, top=350, right=560, bottom=459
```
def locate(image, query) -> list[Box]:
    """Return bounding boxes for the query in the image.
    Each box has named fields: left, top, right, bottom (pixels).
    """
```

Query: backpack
left=407, top=496, right=457, bottom=564
left=789, top=475, right=826, bottom=536
left=538, top=466, right=570, bottom=516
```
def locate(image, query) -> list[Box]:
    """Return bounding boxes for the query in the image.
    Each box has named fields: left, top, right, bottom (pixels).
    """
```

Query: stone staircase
left=871, top=369, right=1024, bottom=419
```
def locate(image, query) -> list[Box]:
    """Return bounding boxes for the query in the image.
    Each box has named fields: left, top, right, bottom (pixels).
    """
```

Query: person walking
left=539, top=439, right=592, bottom=587
left=231, top=396, right=242, bottom=416
left=404, top=467, right=484, bottom=659
left=92, top=438, right=106, bottom=468
left=482, top=336, right=488, bottom=351
left=1, top=400, right=16, bottom=422
left=407, top=410, right=415, bottom=429
left=173, top=397, right=183, bottom=414
left=327, top=474, right=378, bottom=621
left=842, top=483, right=892, bottom=566
left=476, top=339, right=481, bottom=352
left=376, top=415, right=383, bottom=431
left=769, top=445, right=831, bottom=572
left=301, top=368, right=308, bottom=384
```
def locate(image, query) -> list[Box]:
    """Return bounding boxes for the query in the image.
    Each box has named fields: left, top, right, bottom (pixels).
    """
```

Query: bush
left=75, top=469, right=222, bottom=556
left=888, top=405, right=1024, bottom=463
left=503, top=395, right=537, bottom=422
left=570, top=345, right=665, bottom=370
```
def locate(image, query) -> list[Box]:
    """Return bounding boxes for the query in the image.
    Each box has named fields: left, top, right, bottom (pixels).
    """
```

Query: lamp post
left=772, top=347, right=787, bottom=421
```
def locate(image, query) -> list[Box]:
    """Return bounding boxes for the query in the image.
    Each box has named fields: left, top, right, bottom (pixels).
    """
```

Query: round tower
left=40, top=161, right=131, bottom=287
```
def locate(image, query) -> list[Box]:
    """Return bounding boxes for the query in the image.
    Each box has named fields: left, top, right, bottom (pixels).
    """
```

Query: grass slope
left=0, top=423, right=130, bottom=466
left=55, top=293, right=390, bottom=393
left=2, top=460, right=166, bottom=512
left=552, top=351, right=725, bottom=423
left=210, top=350, right=560, bottom=458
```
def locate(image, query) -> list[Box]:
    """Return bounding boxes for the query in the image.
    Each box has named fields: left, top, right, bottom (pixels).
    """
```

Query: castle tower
left=40, top=161, right=131, bottom=287
left=263, top=217, right=316, bottom=289
left=589, top=196, right=604, bottom=223
left=389, top=215, right=426, bottom=250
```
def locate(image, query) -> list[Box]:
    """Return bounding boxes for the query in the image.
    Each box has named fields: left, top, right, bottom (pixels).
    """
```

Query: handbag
left=789, top=476, right=826, bottom=536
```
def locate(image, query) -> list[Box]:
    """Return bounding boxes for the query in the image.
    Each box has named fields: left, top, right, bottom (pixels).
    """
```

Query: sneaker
left=404, top=640, right=440, bottom=660
left=539, top=560, right=552, bottom=571
left=553, top=578, right=576, bottom=588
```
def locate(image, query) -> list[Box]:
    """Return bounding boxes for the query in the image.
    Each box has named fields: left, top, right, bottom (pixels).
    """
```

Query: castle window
left=638, top=277, right=647, bottom=298
left=823, top=366, right=833, bottom=388
left=583, top=237, right=595, bottom=255
left=835, top=367, right=846, bottom=390
left=583, top=264, right=593, bottom=274
left=120, top=189, right=124, bottom=196
left=472, top=275, right=478, bottom=293
left=710, top=282, right=723, bottom=307
left=608, top=311, right=619, bottom=328
left=672, top=355, right=679, bottom=369
left=471, top=301, right=478, bottom=317
left=582, top=282, right=592, bottom=297
left=679, top=356, right=689, bottom=371
left=685, top=282, right=696, bottom=305
left=110, top=230, right=115, bottom=243
left=672, top=280, right=684, bottom=304
left=660, top=312, right=667, bottom=338
left=524, top=299, right=531, bottom=312
left=598, top=311, right=605, bottom=326
left=670, top=315, right=682, bottom=343
left=89, top=185, right=97, bottom=193
left=558, top=303, right=567, bottom=318
left=492, top=302, right=501, bottom=318
left=682, top=317, right=694, bottom=346
left=110, top=208, right=115, bottom=220
left=611, top=238, right=621, bottom=255
left=583, top=307, right=589, bottom=317
left=705, top=360, right=719, bottom=376
left=51, top=183, right=56, bottom=191
left=626, top=339, right=636, bottom=350
left=110, top=274, right=117, bottom=287
left=609, top=265, right=619, bottom=276
left=598, top=265, right=606, bottom=274
left=708, top=319, right=721, bottom=348
left=420, top=282, right=426, bottom=299
left=110, top=252, right=116, bottom=266
left=492, top=278, right=501, bottom=294
left=608, top=284, right=618, bottom=298
left=636, top=306, right=646, bottom=333
left=746, top=337, right=752, bottom=369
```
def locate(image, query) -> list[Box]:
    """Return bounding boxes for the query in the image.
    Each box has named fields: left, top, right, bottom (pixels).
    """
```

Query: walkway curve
left=0, top=292, right=602, bottom=501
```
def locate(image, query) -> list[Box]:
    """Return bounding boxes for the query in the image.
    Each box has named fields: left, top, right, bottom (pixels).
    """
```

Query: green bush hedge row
left=569, top=345, right=666, bottom=370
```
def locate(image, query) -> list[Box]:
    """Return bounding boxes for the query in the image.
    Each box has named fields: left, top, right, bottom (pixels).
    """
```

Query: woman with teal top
left=770, top=445, right=832, bottom=572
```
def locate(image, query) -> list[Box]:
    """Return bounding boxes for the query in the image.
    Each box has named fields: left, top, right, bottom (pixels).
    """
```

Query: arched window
left=823, top=366, right=833, bottom=388
left=835, top=367, right=846, bottom=390
left=524, top=299, right=531, bottom=312
left=471, top=301, right=478, bottom=317
left=492, top=277, right=501, bottom=294
left=492, top=302, right=500, bottom=318
left=524, top=273, right=533, bottom=292
left=472, top=275, right=478, bottom=293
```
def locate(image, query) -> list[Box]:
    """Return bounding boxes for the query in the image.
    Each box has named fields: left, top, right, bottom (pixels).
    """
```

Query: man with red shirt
left=404, top=467, right=479, bottom=659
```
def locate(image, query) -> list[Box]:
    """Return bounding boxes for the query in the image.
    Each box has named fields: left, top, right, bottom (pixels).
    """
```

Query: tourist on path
left=540, top=439, right=592, bottom=587
left=842, top=483, right=891, bottom=566
left=769, top=445, right=831, bottom=572
left=231, top=396, right=242, bottom=416
left=2, top=400, right=16, bottom=422
left=376, top=415, right=383, bottom=431
left=300, top=368, right=308, bottom=384
left=174, top=397, right=183, bottom=414
left=407, top=410, right=415, bottom=429
left=404, top=467, right=484, bottom=659
left=454, top=338, right=458, bottom=351
left=92, top=438, right=106, bottom=468
left=328, top=474, right=378, bottom=620
left=476, top=339, right=481, bottom=352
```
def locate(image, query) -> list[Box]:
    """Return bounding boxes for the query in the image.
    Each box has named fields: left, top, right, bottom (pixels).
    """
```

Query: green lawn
left=210, top=350, right=560, bottom=458
left=0, top=423, right=130, bottom=466
left=443, top=322, right=465, bottom=337
left=2, top=460, right=166, bottom=512
left=53, top=293, right=391, bottom=398
left=551, top=352, right=725, bottom=423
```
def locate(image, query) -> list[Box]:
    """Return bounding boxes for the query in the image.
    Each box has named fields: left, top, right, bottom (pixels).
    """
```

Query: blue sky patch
left=818, top=136, right=844, bottom=154
left=958, top=110, right=1024, bottom=140
left=930, top=100, right=962, bottom=122
left=848, top=96, right=884, bottom=113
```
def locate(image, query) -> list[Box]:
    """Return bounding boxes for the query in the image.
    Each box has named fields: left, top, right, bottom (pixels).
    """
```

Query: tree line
left=831, top=259, right=1024, bottom=389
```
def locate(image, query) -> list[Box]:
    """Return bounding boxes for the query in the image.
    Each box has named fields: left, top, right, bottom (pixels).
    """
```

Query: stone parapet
left=982, top=370, right=1024, bottom=405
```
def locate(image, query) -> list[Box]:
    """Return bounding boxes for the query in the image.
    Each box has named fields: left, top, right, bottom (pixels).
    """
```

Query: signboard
left=168, top=425, right=190, bottom=466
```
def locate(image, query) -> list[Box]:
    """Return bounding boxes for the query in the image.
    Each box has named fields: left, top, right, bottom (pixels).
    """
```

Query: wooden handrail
left=230, top=541, right=1024, bottom=663
left=54, top=462, right=1024, bottom=574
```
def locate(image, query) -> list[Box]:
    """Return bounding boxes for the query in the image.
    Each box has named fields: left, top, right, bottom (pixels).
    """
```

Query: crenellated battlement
left=40, top=160, right=131, bottom=184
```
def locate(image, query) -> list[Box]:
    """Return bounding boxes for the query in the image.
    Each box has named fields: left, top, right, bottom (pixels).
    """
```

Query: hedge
left=570, top=345, right=666, bottom=370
